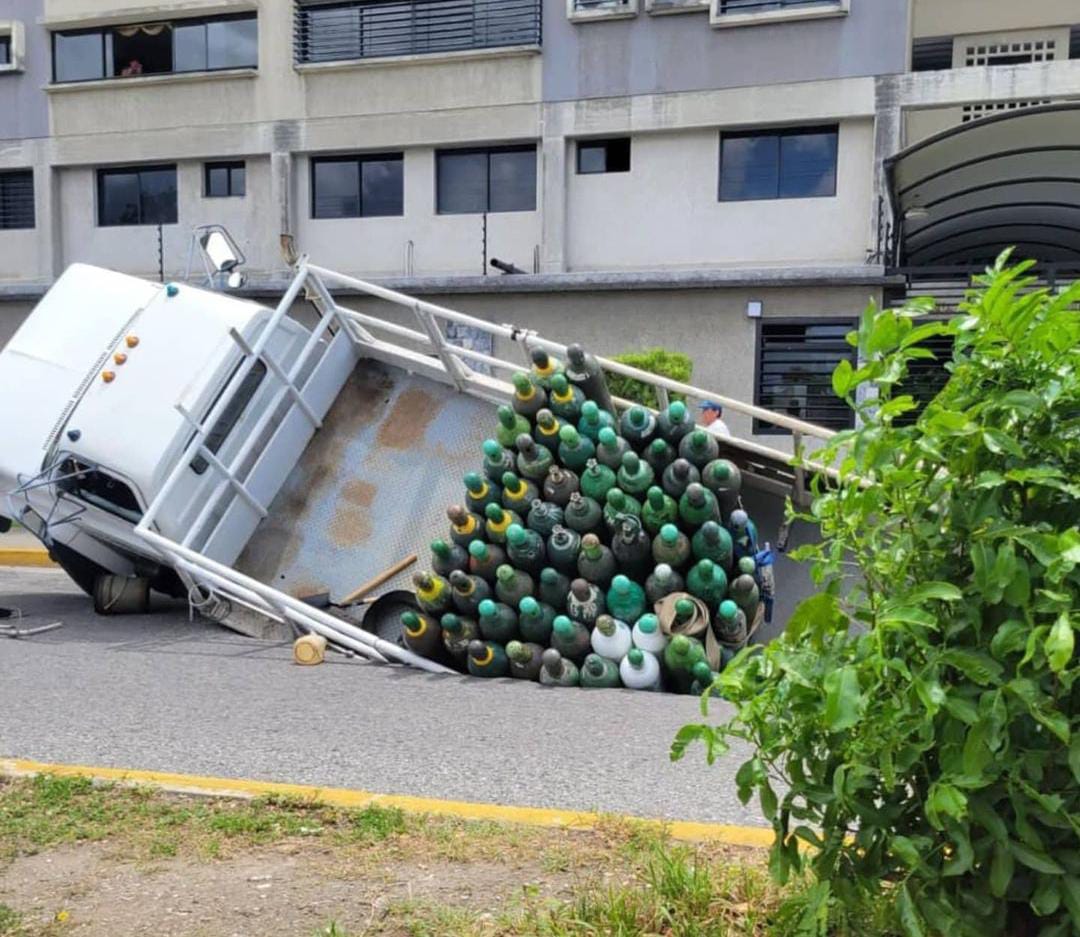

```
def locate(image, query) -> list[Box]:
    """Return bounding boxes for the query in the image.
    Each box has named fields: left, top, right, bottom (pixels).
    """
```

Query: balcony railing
left=294, top=0, right=541, bottom=65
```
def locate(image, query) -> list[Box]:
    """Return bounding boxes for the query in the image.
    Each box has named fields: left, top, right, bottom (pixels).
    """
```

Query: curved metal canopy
left=886, top=103, right=1080, bottom=267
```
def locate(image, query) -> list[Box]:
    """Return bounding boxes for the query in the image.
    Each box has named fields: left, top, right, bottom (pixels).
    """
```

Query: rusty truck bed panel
left=234, top=358, right=494, bottom=604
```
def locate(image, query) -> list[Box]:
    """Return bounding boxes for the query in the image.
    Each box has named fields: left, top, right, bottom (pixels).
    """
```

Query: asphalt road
left=0, top=567, right=763, bottom=827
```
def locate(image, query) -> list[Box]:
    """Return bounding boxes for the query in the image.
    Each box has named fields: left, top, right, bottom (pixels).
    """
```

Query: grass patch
left=0, top=904, right=22, bottom=936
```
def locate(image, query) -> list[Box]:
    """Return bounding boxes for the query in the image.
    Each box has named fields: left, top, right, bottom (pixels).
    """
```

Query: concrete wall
left=565, top=119, right=874, bottom=270
left=912, top=0, right=1079, bottom=38
left=542, top=0, right=909, bottom=101
left=0, top=0, right=48, bottom=141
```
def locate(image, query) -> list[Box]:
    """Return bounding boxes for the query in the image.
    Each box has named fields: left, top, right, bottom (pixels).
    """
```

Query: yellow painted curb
left=0, top=757, right=774, bottom=849
left=0, top=548, right=54, bottom=568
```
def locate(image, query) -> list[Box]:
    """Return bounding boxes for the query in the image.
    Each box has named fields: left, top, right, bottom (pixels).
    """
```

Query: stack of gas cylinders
left=401, top=342, right=774, bottom=693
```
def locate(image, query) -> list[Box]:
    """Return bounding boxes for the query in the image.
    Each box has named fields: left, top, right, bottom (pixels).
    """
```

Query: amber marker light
left=125, top=335, right=139, bottom=348
left=114, top=352, right=128, bottom=365
left=102, top=371, right=116, bottom=383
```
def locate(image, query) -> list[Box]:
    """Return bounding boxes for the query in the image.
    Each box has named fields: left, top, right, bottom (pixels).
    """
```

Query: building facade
left=1, top=0, right=1079, bottom=444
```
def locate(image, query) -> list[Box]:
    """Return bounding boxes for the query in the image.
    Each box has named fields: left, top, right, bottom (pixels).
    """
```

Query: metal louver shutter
left=0, top=170, right=34, bottom=230
left=912, top=36, right=954, bottom=71
left=895, top=329, right=954, bottom=426
left=755, top=320, right=856, bottom=433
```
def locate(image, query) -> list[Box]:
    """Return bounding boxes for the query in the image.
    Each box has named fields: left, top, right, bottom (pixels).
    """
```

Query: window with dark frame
left=577, top=138, right=631, bottom=175
left=52, top=13, right=256, bottom=83
left=190, top=360, right=268, bottom=475
left=205, top=161, right=246, bottom=198
left=0, top=35, right=11, bottom=66
left=436, top=145, right=536, bottom=214
left=0, top=170, right=34, bottom=230
left=57, top=458, right=143, bottom=523
left=310, top=153, right=404, bottom=219
left=720, top=125, right=838, bottom=202
left=97, top=165, right=178, bottom=226
left=718, top=0, right=841, bottom=12
left=754, top=320, right=856, bottom=434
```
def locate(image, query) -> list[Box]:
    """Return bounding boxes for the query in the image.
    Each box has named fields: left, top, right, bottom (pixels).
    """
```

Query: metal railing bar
left=228, top=328, right=323, bottom=430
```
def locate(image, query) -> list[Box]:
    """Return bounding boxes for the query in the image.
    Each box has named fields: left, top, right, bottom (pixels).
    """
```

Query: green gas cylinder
left=620, top=405, right=657, bottom=447
left=558, top=424, right=595, bottom=471
left=482, top=439, right=516, bottom=483
left=467, top=639, right=510, bottom=678
left=656, top=400, right=694, bottom=446
left=692, top=521, right=733, bottom=571
left=516, top=434, right=554, bottom=483
left=538, top=567, right=571, bottom=611
left=546, top=525, right=581, bottom=575
left=594, top=427, right=630, bottom=471
left=565, top=343, right=616, bottom=415
left=689, top=660, right=722, bottom=698
left=679, top=483, right=720, bottom=528
left=484, top=503, right=522, bottom=544
left=606, top=574, right=646, bottom=623
left=496, top=404, right=531, bottom=449
left=530, top=348, right=563, bottom=389
left=412, top=571, right=452, bottom=614
left=448, top=569, right=492, bottom=617
left=661, top=458, right=700, bottom=499
left=468, top=539, right=506, bottom=584
left=440, top=612, right=479, bottom=665
left=550, top=615, right=591, bottom=664
left=652, top=523, right=691, bottom=569
left=580, top=458, right=617, bottom=503
left=548, top=372, right=584, bottom=422
left=476, top=598, right=519, bottom=644
left=506, top=640, right=545, bottom=681
left=542, top=465, right=580, bottom=506
left=494, top=564, right=534, bottom=608
left=577, top=533, right=617, bottom=587
left=640, top=486, right=679, bottom=536
left=532, top=408, right=564, bottom=451
left=603, top=488, right=642, bottom=532
left=518, top=595, right=556, bottom=644
left=644, top=437, right=676, bottom=476
left=714, top=599, right=747, bottom=645
left=729, top=563, right=760, bottom=618
left=527, top=499, right=564, bottom=538
left=663, top=634, right=707, bottom=693
left=447, top=504, right=485, bottom=548
left=686, top=559, right=729, bottom=608
left=501, top=472, right=539, bottom=511
left=610, top=517, right=653, bottom=582
left=431, top=538, right=468, bottom=579
left=511, top=371, right=547, bottom=419
left=701, top=458, right=743, bottom=516
left=578, top=400, right=615, bottom=442
left=581, top=653, right=622, bottom=689
left=563, top=492, right=604, bottom=535
left=400, top=610, right=444, bottom=660
left=506, top=523, right=546, bottom=575
left=539, top=647, right=580, bottom=687
left=617, top=451, right=655, bottom=496
left=645, top=563, right=684, bottom=605
left=679, top=429, right=720, bottom=469
left=567, top=578, right=605, bottom=626
left=464, top=471, right=501, bottom=514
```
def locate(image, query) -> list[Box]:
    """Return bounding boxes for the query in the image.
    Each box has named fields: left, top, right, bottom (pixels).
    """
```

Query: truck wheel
left=93, top=575, right=151, bottom=615
left=48, top=542, right=109, bottom=597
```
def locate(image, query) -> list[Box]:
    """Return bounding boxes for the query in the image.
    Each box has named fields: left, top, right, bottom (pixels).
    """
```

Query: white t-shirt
left=703, top=419, right=732, bottom=438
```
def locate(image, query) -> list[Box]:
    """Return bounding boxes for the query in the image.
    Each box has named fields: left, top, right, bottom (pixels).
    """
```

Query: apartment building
left=1, top=0, right=1079, bottom=445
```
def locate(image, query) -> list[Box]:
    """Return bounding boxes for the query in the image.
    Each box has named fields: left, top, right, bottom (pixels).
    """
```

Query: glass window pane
left=720, top=135, right=779, bottom=201
left=0, top=37, right=11, bottom=66
left=55, top=32, right=105, bottom=82
left=230, top=164, right=245, bottom=196
left=437, top=151, right=488, bottom=214
left=489, top=148, right=536, bottom=213
left=207, top=17, right=257, bottom=69
left=111, top=23, right=173, bottom=76
left=779, top=130, right=837, bottom=198
left=361, top=157, right=403, bottom=217
left=578, top=143, right=607, bottom=174
left=313, top=160, right=360, bottom=218
left=206, top=166, right=229, bottom=197
left=99, top=172, right=140, bottom=225
left=139, top=167, right=178, bottom=224
left=174, top=22, right=207, bottom=72
left=361, top=2, right=413, bottom=58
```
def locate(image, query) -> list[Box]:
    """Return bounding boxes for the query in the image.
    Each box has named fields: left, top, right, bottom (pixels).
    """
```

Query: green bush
left=607, top=348, right=693, bottom=409
left=673, top=254, right=1080, bottom=937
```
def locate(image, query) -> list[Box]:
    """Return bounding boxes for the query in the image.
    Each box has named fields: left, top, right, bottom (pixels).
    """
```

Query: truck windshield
left=190, top=359, right=267, bottom=475
left=57, top=458, right=143, bottom=523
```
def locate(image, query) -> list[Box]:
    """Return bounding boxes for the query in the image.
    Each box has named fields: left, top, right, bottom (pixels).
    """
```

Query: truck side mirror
left=200, top=230, right=241, bottom=273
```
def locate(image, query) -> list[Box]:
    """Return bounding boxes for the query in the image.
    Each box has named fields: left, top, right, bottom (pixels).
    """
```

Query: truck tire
left=48, top=541, right=109, bottom=597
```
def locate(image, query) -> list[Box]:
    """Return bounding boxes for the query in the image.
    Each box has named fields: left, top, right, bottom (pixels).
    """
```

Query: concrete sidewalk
left=0, top=527, right=52, bottom=567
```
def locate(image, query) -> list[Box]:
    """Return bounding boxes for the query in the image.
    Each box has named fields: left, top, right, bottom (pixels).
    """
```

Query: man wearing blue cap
left=698, top=400, right=731, bottom=438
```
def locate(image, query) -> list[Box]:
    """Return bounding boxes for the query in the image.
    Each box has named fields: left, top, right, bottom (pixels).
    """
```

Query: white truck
left=0, top=233, right=832, bottom=670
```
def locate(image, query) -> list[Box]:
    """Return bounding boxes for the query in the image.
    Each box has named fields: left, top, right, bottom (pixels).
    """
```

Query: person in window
left=121, top=59, right=144, bottom=77
left=698, top=400, right=731, bottom=438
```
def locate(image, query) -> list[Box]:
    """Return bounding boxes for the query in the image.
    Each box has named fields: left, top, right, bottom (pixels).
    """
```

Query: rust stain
left=376, top=387, right=441, bottom=450
left=340, top=479, right=377, bottom=508
left=328, top=507, right=372, bottom=548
